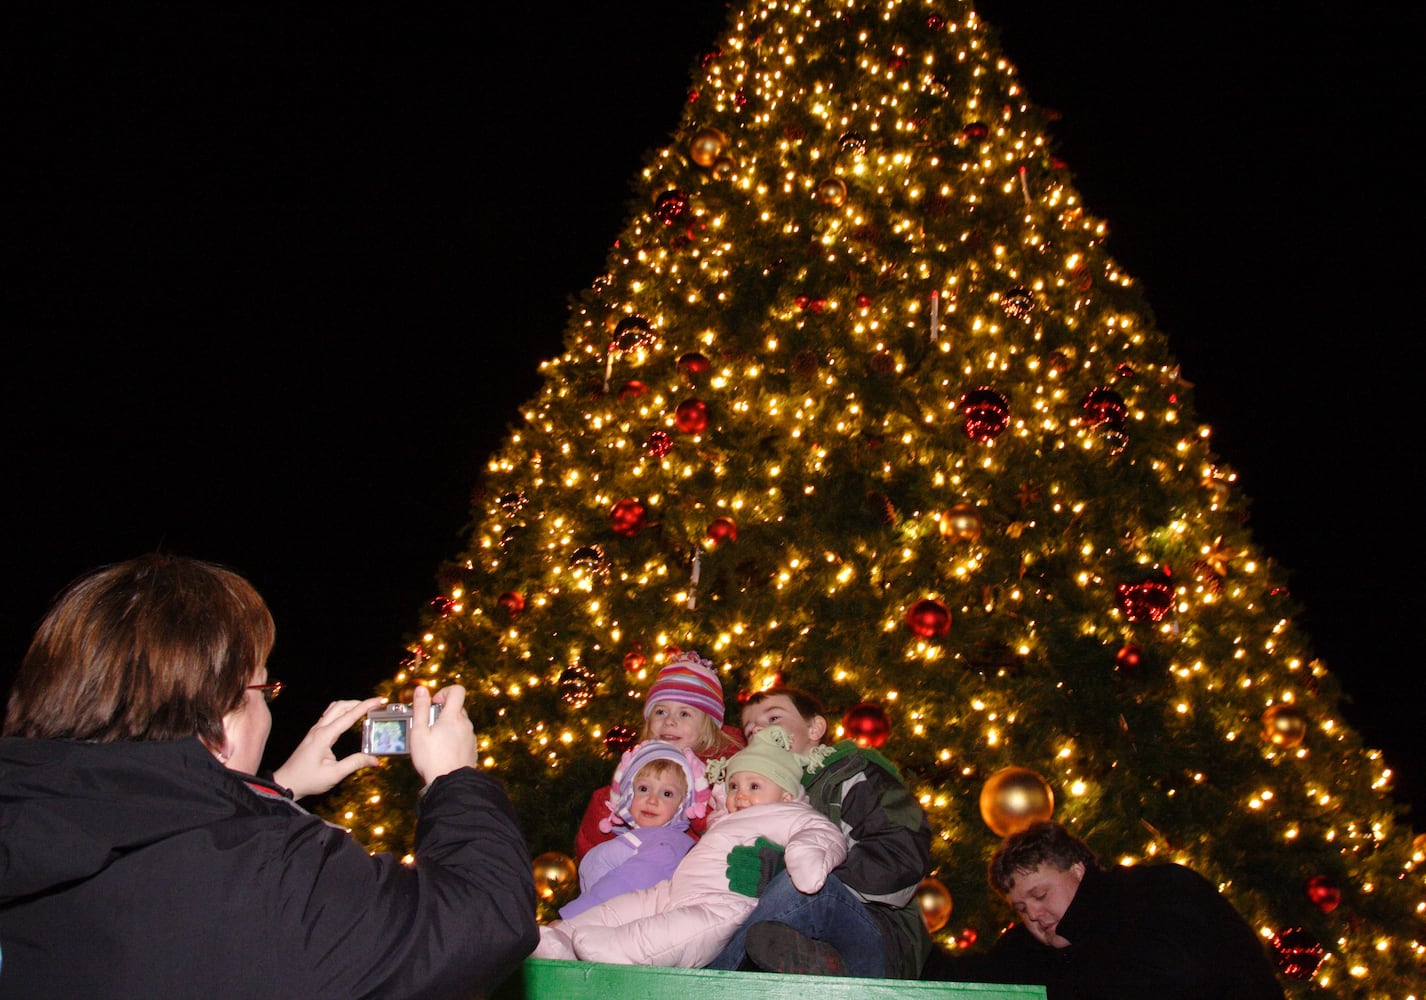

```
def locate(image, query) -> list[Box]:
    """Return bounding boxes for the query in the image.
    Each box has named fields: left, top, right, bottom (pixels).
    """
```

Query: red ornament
left=962, top=121, right=989, bottom=142
left=645, top=431, right=673, bottom=457
left=794, top=294, right=811, bottom=310
left=610, top=499, right=648, bottom=537
left=1116, top=579, right=1175, bottom=622
left=707, top=516, right=738, bottom=544
left=654, top=190, right=690, bottom=225
left=497, top=591, right=525, bottom=619
left=842, top=702, right=891, bottom=748
left=907, top=599, right=952, bottom=638
left=675, top=399, right=710, bottom=434
left=1114, top=643, right=1143, bottom=677
left=619, top=379, right=649, bottom=401
left=960, top=387, right=1010, bottom=441
left=678, top=352, right=711, bottom=378
left=1305, top=874, right=1341, bottom=913
left=855, top=293, right=872, bottom=309
left=622, top=648, right=647, bottom=673
left=605, top=725, right=638, bottom=755
left=956, top=928, right=978, bottom=949
left=1081, top=386, right=1128, bottom=430
left=1269, top=927, right=1325, bottom=981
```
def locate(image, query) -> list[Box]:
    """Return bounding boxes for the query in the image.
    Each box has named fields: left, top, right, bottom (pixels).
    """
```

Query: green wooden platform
left=492, top=958, right=1046, bottom=1000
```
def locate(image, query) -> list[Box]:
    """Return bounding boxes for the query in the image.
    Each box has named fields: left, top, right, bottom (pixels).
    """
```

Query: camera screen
left=367, top=719, right=409, bottom=755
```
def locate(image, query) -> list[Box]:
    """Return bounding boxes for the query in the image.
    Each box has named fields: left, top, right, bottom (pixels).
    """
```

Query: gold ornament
left=1199, top=536, right=1243, bottom=577
left=688, top=127, right=729, bottom=168
left=711, top=155, right=738, bottom=181
left=916, top=877, right=953, bottom=933
left=816, top=176, right=848, bottom=207
left=1261, top=704, right=1308, bottom=749
left=979, top=766, right=1054, bottom=838
left=939, top=502, right=983, bottom=543
left=531, top=851, right=578, bottom=900
left=1412, top=833, right=1426, bottom=859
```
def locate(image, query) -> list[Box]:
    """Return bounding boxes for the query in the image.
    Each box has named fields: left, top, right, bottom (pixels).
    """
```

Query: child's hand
left=726, top=836, right=786, bottom=897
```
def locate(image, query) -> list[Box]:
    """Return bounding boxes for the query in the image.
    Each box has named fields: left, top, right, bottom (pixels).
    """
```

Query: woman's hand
left=409, top=684, right=478, bottom=786
left=272, top=697, right=383, bottom=799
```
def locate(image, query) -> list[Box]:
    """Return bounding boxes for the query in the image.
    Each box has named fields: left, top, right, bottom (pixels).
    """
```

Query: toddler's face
left=630, top=769, right=686, bottom=828
left=646, top=700, right=704, bottom=748
left=726, top=770, right=793, bottom=813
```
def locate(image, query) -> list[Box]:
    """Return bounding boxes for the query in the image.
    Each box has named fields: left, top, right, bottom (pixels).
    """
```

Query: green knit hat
left=718, top=725, right=806, bottom=797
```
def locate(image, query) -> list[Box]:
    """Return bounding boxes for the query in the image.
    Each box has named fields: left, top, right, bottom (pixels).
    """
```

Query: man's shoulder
left=1106, top=861, right=1213, bottom=891
left=812, top=741, right=906, bottom=783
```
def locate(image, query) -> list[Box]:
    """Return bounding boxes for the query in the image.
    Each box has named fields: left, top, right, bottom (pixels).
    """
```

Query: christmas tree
left=322, top=1, right=1425, bottom=993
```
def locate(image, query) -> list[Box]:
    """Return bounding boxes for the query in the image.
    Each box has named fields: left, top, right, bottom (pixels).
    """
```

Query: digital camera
left=362, top=702, right=441, bottom=756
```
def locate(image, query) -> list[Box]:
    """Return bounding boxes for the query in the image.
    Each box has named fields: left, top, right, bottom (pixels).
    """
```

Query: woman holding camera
left=0, top=553, right=538, bottom=998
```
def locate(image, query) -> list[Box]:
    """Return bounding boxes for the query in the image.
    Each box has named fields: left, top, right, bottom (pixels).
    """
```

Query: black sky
left=5, top=2, right=1423, bottom=817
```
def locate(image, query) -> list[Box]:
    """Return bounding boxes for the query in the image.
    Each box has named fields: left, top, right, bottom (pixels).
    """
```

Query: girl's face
left=629, top=768, right=686, bottom=828
left=646, top=700, right=706, bottom=748
left=726, top=770, right=793, bottom=812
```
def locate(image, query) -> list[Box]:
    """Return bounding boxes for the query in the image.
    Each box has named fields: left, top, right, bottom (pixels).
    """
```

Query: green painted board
left=492, top=958, right=1047, bottom=1000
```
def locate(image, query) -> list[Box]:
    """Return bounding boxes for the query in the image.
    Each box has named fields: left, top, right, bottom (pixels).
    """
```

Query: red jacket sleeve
left=573, top=783, right=614, bottom=860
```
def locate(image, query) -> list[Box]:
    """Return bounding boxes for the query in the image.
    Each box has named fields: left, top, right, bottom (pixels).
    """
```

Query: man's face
left=1004, top=861, right=1085, bottom=948
left=740, top=694, right=826, bottom=753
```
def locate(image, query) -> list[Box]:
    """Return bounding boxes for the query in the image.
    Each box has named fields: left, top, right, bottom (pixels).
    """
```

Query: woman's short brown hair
left=4, top=553, right=275, bottom=745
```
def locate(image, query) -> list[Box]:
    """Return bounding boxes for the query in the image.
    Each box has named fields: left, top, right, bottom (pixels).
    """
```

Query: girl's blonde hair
left=641, top=710, right=742, bottom=756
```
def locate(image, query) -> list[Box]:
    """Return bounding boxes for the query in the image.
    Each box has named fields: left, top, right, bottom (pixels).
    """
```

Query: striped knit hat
left=643, top=650, right=725, bottom=727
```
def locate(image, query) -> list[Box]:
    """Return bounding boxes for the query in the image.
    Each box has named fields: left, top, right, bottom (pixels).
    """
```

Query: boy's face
left=629, top=768, right=686, bottom=828
left=1004, top=861, right=1085, bottom=948
left=646, top=700, right=705, bottom=748
left=741, top=694, right=827, bottom=753
left=726, top=770, right=793, bottom=812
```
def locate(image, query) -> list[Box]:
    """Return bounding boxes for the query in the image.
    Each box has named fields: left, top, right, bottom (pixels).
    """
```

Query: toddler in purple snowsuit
left=559, top=739, right=710, bottom=920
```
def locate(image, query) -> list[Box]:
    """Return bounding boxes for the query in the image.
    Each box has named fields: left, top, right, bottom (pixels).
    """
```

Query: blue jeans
left=706, top=871, right=887, bottom=978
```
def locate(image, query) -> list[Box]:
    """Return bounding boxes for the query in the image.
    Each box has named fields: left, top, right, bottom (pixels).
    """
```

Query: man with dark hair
left=924, top=821, right=1285, bottom=998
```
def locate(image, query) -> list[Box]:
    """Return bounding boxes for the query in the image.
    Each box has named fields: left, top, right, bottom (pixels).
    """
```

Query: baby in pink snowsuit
left=534, top=726, right=847, bottom=968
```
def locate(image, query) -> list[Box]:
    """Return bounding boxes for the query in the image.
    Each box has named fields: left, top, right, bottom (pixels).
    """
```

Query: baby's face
left=630, top=770, right=686, bottom=828
left=726, top=770, right=793, bottom=813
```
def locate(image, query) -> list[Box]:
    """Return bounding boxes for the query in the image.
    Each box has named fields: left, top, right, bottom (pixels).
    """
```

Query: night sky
left=6, top=2, right=1423, bottom=818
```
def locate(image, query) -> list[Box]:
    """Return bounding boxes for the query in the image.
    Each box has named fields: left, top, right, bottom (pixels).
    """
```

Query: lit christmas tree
left=322, top=1, right=1424, bottom=993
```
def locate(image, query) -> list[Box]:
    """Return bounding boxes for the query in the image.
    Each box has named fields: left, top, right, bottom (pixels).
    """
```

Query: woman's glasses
left=246, top=681, right=284, bottom=703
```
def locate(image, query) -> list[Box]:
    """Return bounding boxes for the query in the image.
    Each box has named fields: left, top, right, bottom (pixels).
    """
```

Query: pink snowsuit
left=535, top=800, right=847, bottom=968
